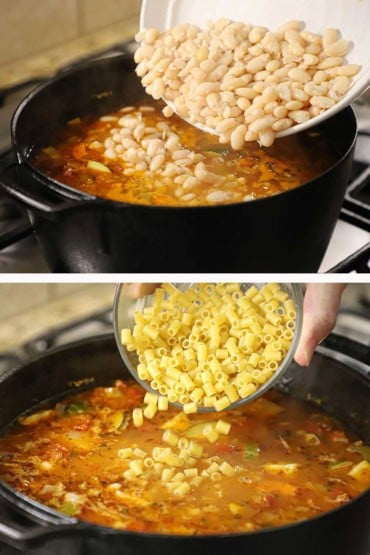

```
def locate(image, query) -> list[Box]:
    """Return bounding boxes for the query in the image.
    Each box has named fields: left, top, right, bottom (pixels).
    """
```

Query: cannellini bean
left=149, top=154, right=165, bottom=172
left=216, top=118, right=238, bottom=133
left=145, top=28, right=159, bottom=44
left=285, top=100, right=304, bottom=111
left=273, top=105, right=288, bottom=118
left=288, top=68, right=310, bottom=83
left=317, top=57, right=343, bottom=70
left=336, top=64, right=361, bottom=77
left=230, top=124, right=247, bottom=150
left=247, top=54, right=269, bottom=74
left=236, top=97, right=251, bottom=111
left=249, top=115, right=274, bottom=134
left=301, top=31, right=322, bottom=44
left=278, top=20, right=301, bottom=34
left=324, top=39, right=349, bottom=57
left=323, top=28, right=337, bottom=48
left=152, top=78, right=165, bottom=99
left=104, top=148, right=117, bottom=160
left=258, top=128, right=274, bottom=147
left=313, top=70, right=329, bottom=84
left=207, top=191, right=232, bottom=203
left=288, top=110, right=310, bottom=123
left=183, top=177, right=200, bottom=190
left=235, top=87, right=258, bottom=99
left=272, top=118, right=293, bottom=131
left=333, top=76, right=350, bottom=94
left=135, top=18, right=358, bottom=149
left=162, top=105, right=174, bottom=118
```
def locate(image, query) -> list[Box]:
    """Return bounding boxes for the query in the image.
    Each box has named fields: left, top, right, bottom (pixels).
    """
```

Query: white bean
left=150, top=154, right=165, bottom=172
left=272, top=118, right=293, bottom=131
left=230, top=124, right=247, bottom=150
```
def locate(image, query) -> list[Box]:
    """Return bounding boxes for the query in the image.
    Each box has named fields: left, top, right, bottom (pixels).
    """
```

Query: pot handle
left=0, top=150, right=95, bottom=217
left=0, top=506, right=89, bottom=549
left=319, top=333, right=370, bottom=379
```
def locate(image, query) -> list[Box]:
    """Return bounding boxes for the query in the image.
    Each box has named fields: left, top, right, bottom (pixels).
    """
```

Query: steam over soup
left=0, top=380, right=369, bottom=534
left=33, top=102, right=334, bottom=207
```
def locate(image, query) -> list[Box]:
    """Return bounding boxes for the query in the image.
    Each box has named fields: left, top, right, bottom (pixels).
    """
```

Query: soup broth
left=33, top=102, right=334, bottom=207
left=0, top=380, right=368, bottom=535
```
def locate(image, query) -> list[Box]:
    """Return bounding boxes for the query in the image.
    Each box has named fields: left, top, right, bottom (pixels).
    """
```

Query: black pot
left=0, top=334, right=369, bottom=555
left=0, top=55, right=357, bottom=272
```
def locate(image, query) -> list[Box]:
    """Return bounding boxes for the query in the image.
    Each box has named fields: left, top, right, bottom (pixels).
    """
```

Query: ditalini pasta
left=121, top=283, right=297, bottom=412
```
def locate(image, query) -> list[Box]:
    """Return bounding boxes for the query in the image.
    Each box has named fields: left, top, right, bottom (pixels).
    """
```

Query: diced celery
left=87, top=160, right=111, bottom=173
left=244, top=442, right=260, bottom=459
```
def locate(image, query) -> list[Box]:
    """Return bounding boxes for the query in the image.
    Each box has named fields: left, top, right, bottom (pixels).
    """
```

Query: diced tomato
left=328, top=430, right=348, bottom=443
left=43, top=443, right=69, bottom=461
left=72, top=143, right=87, bottom=159
left=303, top=421, right=324, bottom=435
left=126, top=386, right=145, bottom=408
left=71, top=414, right=92, bottom=431
left=128, top=520, right=150, bottom=532
left=212, top=441, right=241, bottom=456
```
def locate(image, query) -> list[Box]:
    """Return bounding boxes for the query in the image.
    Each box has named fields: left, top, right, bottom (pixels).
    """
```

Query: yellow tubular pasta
left=163, top=430, right=179, bottom=447
left=215, top=420, right=231, bottom=435
left=203, top=425, right=219, bottom=443
left=132, top=408, right=144, bottom=427
left=214, top=396, right=231, bottom=412
left=123, top=283, right=297, bottom=410
left=144, top=404, right=157, bottom=419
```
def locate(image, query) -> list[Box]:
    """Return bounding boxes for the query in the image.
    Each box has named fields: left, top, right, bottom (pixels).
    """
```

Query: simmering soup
left=33, top=101, right=334, bottom=207
left=0, top=380, right=368, bottom=534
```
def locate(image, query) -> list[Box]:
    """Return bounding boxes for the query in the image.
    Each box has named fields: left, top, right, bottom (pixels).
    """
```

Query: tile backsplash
left=0, top=0, right=140, bottom=66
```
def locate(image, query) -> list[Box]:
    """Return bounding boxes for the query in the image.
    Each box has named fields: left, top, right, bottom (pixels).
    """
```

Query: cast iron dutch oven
left=0, top=55, right=358, bottom=272
left=0, top=334, right=369, bottom=555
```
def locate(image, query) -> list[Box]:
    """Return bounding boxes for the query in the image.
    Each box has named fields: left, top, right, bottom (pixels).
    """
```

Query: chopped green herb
left=65, top=401, right=90, bottom=416
left=328, top=461, right=352, bottom=470
left=244, top=443, right=260, bottom=459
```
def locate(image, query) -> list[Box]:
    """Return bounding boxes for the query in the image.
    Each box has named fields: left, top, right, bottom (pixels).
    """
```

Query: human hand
left=294, top=283, right=346, bottom=367
left=126, top=283, right=159, bottom=299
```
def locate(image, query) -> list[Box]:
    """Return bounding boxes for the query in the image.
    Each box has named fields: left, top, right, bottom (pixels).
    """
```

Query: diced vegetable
left=19, top=410, right=54, bottom=426
left=185, top=422, right=208, bottom=439
left=263, top=463, right=299, bottom=475
left=348, top=460, right=370, bottom=483
left=297, top=431, right=320, bottom=445
left=244, top=443, right=260, bottom=459
left=59, top=502, right=80, bottom=516
left=328, top=461, right=352, bottom=470
left=87, top=160, right=111, bottom=173
left=65, top=401, right=90, bottom=416
left=228, top=503, right=243, bottom=515
left=68, top=117, right=81, bottom=126
left=162, top=413, right=191, bottom=432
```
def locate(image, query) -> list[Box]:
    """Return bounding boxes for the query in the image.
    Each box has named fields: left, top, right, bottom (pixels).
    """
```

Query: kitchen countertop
left=0, top=17, right=139, bottom=89
left=0, top=284, right=115, bottom=351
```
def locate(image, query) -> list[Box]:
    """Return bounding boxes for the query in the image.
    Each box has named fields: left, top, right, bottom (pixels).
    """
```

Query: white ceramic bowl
left=113, top=283, right=304, bottom=412
left=140, top=0, right=370, bottom=137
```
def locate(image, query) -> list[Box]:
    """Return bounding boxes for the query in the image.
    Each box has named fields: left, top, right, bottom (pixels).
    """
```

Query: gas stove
left=0, top=39, right=369, bottom=273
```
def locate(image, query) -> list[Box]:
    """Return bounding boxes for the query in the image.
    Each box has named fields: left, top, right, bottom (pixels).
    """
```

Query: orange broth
left=33, top=102, right=335, bottom=207
left=0, top=380, right=369, bottom=535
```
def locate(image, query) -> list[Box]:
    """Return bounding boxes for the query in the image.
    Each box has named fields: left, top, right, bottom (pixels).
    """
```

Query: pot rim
left=10, top=54, right=358, bottom=212
left=0, top=333, right=368, bottom=542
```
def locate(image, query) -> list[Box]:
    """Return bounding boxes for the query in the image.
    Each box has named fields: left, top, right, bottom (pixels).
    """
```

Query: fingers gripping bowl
left=113, top=283, right=303, bottom=413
